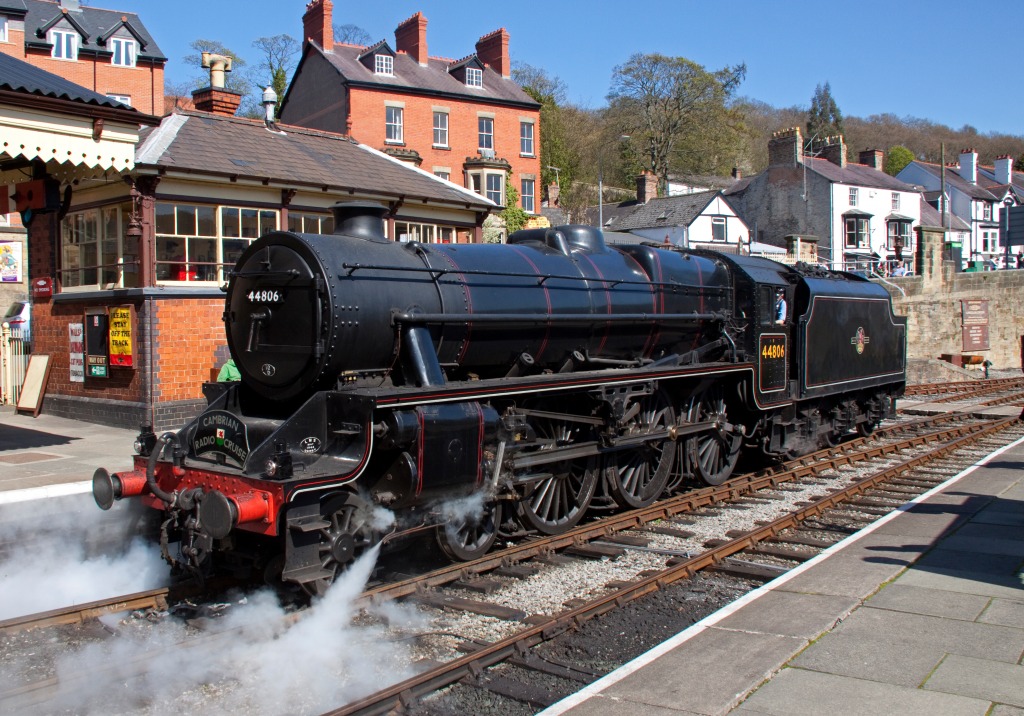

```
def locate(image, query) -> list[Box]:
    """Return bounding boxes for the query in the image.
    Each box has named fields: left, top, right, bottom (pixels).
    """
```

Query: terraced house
left=280, top=0, right=541, bottom=241
left=0, top=0, right=165, bottom=115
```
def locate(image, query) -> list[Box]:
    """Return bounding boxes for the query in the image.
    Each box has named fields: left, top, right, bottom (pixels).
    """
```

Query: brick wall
left=19, top=48, right=163, bottom=115
left=347, top=87, right=540, bottom=203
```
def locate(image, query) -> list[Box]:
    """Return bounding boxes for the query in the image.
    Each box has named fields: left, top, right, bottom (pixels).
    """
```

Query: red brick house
left=0, top=0, right=165, bottom=116
left=279, top=1, right=541, bottom=240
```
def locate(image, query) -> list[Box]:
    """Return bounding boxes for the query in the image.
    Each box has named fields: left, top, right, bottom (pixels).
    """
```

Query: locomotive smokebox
left=331, top=201, right=389, bottom=243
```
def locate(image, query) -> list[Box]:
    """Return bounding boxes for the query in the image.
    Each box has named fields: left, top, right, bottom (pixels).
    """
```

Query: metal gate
left=0, top=323, right=29, bottom=405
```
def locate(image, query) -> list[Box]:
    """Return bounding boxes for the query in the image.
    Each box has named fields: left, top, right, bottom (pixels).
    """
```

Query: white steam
left=0, top=495, right=167, bottom=620
left=39, top=544, right=424, bottom=715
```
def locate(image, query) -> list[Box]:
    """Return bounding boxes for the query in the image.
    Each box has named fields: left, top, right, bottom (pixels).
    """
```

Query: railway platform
left=542, top=437, right=1024, bottom=716
left=0, top=406, right=136, bottom=501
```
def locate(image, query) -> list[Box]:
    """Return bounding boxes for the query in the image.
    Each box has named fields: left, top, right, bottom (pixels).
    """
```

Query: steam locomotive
left=92, top=202, right=906, bottom=594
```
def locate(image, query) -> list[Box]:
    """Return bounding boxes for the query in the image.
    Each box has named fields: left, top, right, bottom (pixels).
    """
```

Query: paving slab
left=978, top=598, right=1024, bottom=629
left=736, top=667, right=990, bottom=716
left=924, top=654, right=1024, bottom=707
left=593, top=627, right=805, bottom=715
left=712, top=590, right=858, bottom=640
left=789, top=606, right=1024, bottom=687
left=865, top=583, right=991, bottom=621
left=554, top=696, right=703, bottom=716
left=896, top=562, right=1024, bottom=600
left=992, top=705, right=1024, bottom=716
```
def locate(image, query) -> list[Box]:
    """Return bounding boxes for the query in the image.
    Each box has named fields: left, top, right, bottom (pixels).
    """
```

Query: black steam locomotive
left=93, top=202, right=906, bottom=593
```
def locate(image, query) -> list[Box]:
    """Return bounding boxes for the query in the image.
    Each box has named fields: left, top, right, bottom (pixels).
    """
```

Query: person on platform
left=217, top=358, right=240, bottom=381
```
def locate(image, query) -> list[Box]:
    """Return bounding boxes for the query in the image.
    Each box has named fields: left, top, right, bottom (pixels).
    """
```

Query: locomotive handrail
left=391, top=310, right=729, bottom=326
left=341, top=261, right=724, bottom=292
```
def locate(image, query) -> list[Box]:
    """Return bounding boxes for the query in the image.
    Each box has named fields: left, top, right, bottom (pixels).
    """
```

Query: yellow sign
left=108, top=307, right=133, bottom=367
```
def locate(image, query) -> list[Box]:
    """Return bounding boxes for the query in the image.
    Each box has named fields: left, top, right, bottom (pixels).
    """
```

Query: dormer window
left=111, top=38, right=137, bottom=67
left=375, top=54, right=393, bottom=75
left=466, top=67, right=482, bottom=87
left=50, top=29, right=78, bottom=60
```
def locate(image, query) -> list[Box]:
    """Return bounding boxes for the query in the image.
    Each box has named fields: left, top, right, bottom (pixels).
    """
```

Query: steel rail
left=326, top=415, right=1020, bottom=716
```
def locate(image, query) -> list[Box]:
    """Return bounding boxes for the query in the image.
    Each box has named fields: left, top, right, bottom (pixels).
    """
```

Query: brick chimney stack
left=994, top=154, right=1013, bottom=185
left=475, top=28, right=509, bottom=78
left=395, top=12, right=428, bottom=66
left=859, top=149, right=883, bottom=170
left=767, top=127, right=803, bottom=168
left=821, top=135, right=847, bottom=168
left=636, top=171, right=657, bottom=204
left=958, top=148, right=977, bottom=184
left=303, top=0, right=333, bottom=52
left=547, top=182, right=560, bottom=207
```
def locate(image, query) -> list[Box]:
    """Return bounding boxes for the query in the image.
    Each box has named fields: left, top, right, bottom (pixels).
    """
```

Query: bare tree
left=252, top=34, right=299, bottom=110
left=333, top=24, right=372, bottom=46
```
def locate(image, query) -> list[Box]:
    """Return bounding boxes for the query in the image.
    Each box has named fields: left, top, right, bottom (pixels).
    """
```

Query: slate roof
left=0, top=49, right=151, bottom=112
left=17, top=0, right=165, bottom=62
left=919, top=197, right=970, bottom=231
left=135, top=111, right=494, bottom=210
left=978, top=165, right=1024, bottom=198
left=296, top=41, right=539, bottom=109
left=585, top=190, right=722, bottom=232
left=903, top=161, right=999, bottom=201
left=804, top=157, right=918, bottom=192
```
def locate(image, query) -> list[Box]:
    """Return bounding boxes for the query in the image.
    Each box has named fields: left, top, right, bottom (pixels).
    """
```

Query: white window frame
left=106, top=94, right=131, bottom=106
left=891, top=192, right=900, bottom=212
left=374, top=54, right=393, bottom=75
left=887, top=221, right=912, bottom=251
left=60, top=204, right=135, bottom=290
left=469, top=170, right=504, bottom=206
left=983, top=202, right=992, bottom=221
left=520, top=122, right=534, bottom=156
left=434, top=170, right=450, bottom=182
left=385, top=106, right=404, bottom=144
left=849, top=187, right=858, bottom=206
left=845, top=217, right=869, bottom=248
left=0, top=17, right=8, bottom=43
left=50, top=29, right=78, bottom=60
left=711, top=216, right=727, bottom=241
left=433, top=111, right=448, bottom=148
left=521, top=178, right=535, bottom=213
left=110, top=37, right=136, bottom=67
left=154, top=202, right=278, bottom=284
left=466, top=67, right=483, bottom=87
left=478, top=116, right=494, bottom=151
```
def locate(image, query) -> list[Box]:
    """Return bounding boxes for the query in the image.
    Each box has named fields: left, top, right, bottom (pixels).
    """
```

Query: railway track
left=903, top=375, right=1024, bottom=398
left=325, top=414, right=1022, bottom=715
left=1, top=389, right=1019, bottom=714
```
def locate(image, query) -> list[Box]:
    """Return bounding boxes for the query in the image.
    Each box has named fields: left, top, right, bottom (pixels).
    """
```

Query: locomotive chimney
left=331, top=201, right=389, bottom=242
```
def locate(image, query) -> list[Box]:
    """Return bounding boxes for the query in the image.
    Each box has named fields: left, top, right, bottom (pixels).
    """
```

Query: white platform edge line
left=538, top=433, right=1024, bottom=715
left=0, top=479, right=92, bottom=505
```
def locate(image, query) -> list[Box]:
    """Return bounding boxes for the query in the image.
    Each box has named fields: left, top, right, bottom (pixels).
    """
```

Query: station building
left=15, top=56, right=494, bottom=432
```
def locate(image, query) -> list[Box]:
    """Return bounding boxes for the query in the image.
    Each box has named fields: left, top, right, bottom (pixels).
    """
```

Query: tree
left=806, top=82, right=844, bottom=148
left=512, top=62, right=580, bottom=201
left=607, top=53, right=746, bottom=194
left=334, top=24, right=372, bottom=45
left=500, top=172, right=530, bottom=236
left=1015, top=154, right=1024, bottom=172
left=252, top=34, right=299, bottom=112
left=884, top=145, right=915, bottom=176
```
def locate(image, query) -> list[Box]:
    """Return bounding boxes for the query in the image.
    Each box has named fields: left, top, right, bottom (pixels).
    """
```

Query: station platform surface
left=0, top=406, right=136, bottom=501
left=542, top=437, right=1024, bottom=716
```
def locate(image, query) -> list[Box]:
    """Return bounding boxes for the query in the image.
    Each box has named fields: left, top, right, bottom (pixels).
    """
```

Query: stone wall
left=882, top=226, right=1024, bottom=372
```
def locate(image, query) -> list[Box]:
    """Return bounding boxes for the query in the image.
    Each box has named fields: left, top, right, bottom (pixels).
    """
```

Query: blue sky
left=107, top=0, right=1022, bottom=136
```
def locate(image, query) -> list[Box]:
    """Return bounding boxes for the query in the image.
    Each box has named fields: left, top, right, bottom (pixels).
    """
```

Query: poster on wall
left=0, top=241, right=22, bottom=283
left=69, top=322, right=84, bottom=383
left=108, top=307, right=133, bottom=367
left=85, top=311, right=109, bottom=378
